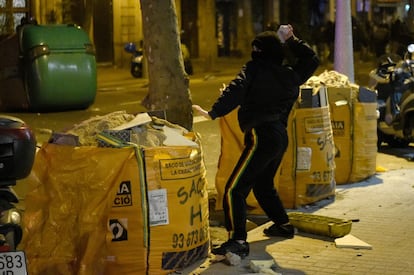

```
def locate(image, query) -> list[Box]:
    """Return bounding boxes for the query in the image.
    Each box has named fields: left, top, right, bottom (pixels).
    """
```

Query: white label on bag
left=149, top=189, right=169, bottom=226
left=297, top=147, right=312, bottom=171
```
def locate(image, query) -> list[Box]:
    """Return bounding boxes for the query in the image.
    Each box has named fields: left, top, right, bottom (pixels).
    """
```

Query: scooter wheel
left=131, top=63, right=143, bottom=78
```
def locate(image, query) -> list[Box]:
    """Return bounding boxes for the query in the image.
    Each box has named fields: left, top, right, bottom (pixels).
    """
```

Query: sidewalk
left=192, top=172, right=414, bottom=274
left=186, top=113, right=414, bottom=274
left=97, top=59, right=414, bottom=274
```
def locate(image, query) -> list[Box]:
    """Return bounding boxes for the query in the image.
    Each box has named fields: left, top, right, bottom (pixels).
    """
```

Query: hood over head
left=251, top=31, right=284, bottom=64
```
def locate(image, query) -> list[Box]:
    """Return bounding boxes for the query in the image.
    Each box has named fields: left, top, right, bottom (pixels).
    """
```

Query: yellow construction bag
left=20, top=144, right=140, bottom=275
left=214, top=109, right=275, bottom=214
left=327, top=86, right=377, bottom=184
left=21, top=137, right=209, bottom=274
left=311, top=71, right=377, bottom=184
left=144, top=146, right=210, bottom=274
left=215, top=101, right=335, bottom=210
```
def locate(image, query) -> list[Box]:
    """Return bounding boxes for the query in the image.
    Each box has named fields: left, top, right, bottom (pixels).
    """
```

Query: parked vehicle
left=124, top=41, right=193, bottom=78
left=369, top=45, right=414, bottom=147
left=0, top=115, right=36, bottom=273
left=124, top=42, right=144, bottom=78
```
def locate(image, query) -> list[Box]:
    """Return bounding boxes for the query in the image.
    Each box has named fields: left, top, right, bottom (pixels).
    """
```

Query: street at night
left=5, top=58, right=414, bottom=274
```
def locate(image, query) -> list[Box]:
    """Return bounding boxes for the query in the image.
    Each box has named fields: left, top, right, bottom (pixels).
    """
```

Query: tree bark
left=140, top=0, right=193, bottom=130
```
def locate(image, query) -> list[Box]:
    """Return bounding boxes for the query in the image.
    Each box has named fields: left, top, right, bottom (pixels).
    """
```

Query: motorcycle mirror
left=407, top=44, right=414, bottom=53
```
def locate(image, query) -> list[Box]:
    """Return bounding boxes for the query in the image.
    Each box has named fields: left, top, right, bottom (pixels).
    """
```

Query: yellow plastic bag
left=144, top=145, right=210, bottom=274
left=214, top=109, right=271, bottom=214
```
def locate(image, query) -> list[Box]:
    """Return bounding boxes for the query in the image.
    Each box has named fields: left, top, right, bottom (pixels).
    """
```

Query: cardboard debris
left=162, top=125, right=198, bottom=147
left=225, top=252, right=241, bottom=266
left=335, top=234, right=372, bottom=249
left=112, top=112, right=152, bottom=130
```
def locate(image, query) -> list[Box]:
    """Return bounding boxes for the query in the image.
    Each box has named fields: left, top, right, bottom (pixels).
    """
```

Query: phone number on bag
left=171, top=225, right=209, bottom=249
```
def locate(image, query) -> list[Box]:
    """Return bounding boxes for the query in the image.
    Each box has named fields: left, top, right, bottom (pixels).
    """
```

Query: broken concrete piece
left=209, top=252, right=241, bottom=266
left=225, top=252, right=241, bottom=266
left=249, top=259, right=280, bottom=274
left=335, top=234, right=372, bottom=249
left=112, top=112, right=152, bottom=130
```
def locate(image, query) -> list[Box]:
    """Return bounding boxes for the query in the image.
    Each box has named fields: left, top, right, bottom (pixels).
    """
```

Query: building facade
left=1, top=0, right=412, bottom=68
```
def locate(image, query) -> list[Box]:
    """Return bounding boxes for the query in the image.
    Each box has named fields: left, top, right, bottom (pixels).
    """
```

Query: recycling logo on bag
left=113, top=181, right=133, bottom=207
left=109, top=218, right=128, bottom=241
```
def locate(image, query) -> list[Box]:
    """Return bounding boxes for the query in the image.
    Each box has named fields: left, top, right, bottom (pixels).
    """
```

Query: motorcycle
left=369, top=44, right=414, bottom=148
left=0, top=115, right=36, bottom=273
left=124, top=42, right=144, bottom=78
left=123, top=41, right=193, bottom=78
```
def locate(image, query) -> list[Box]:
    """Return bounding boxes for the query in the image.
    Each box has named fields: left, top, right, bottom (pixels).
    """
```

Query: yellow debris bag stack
left=215, top=88, right=336, bottom=210
left=309, top=71, right=377, bottom=184
left=20, top=112, right=210, bottom=275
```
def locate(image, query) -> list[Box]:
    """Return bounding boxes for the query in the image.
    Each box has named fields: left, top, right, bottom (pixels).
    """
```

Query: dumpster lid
left=20, top=24, right=93, bottom=52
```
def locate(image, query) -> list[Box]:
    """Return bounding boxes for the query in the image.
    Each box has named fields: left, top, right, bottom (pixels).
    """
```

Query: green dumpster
left=20, top=24, right=96, bottom=111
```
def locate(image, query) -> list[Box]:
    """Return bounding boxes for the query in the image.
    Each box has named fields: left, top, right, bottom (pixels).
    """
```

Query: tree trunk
left=140, top=0, right=193, bottom=130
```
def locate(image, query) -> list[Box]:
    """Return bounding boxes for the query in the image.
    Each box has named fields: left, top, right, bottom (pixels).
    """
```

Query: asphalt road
left=4, top=62, right=414, bottom=171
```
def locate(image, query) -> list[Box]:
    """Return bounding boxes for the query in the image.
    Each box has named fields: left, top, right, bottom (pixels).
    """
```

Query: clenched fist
left=277, top=24, right=293, bottom=43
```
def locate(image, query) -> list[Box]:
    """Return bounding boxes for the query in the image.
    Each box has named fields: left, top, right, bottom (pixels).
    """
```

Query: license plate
left=0, top=251, right=27, bottom=275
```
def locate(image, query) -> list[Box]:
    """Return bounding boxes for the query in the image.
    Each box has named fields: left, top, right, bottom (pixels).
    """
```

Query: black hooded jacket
left=208, top=33, right=319, bottom=132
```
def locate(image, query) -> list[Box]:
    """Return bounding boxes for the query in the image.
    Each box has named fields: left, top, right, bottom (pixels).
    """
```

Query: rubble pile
left=50, top=111, right=196, bottom=148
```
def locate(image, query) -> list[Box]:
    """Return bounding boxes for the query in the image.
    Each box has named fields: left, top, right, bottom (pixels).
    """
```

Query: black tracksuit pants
left=223, top=120, right=290, bottom=241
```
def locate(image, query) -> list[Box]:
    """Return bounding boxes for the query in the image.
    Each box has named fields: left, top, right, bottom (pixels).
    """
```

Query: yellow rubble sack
left=349, top=102, right=377, bottom=182
left=214, top=109, right=279, bottom=214
left=327, top=86, right=377, bottom=184
left=287, top=106, right=336, bottom=208
left=104, top=146, right=148, bottom=275
left=21, top=140, right=210, bottom=275
left=144, top=146, right=210, bottom=274
left=216, top=104, right=335, bottom=211
left=20, top=143, right=140, bottom=275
